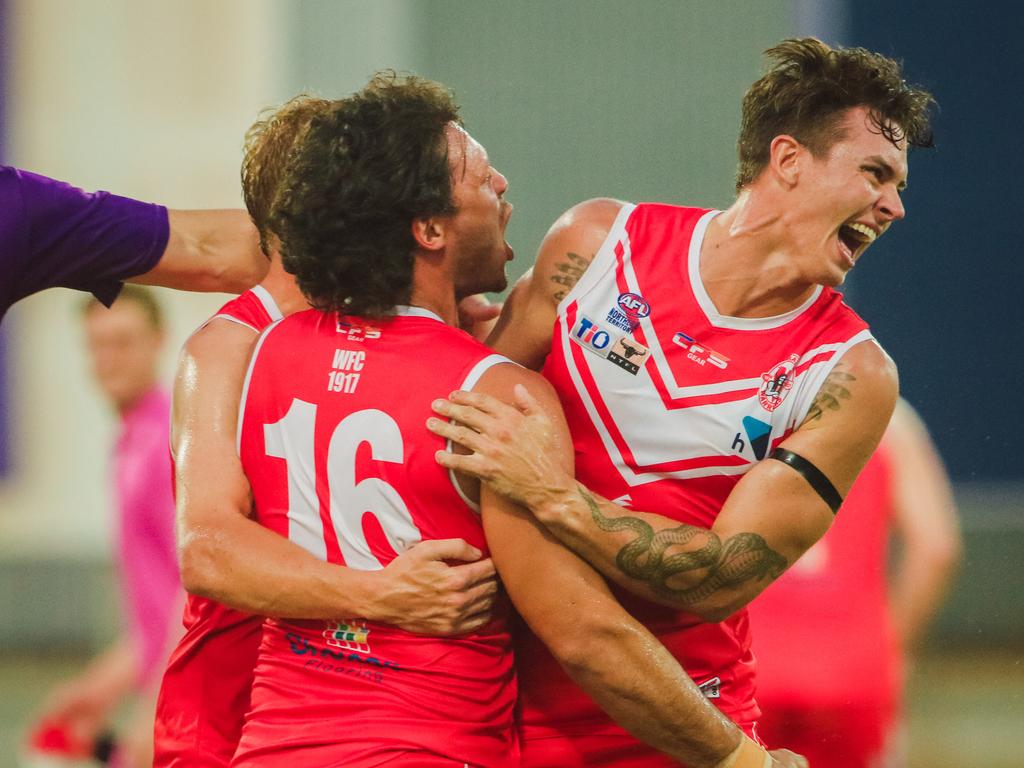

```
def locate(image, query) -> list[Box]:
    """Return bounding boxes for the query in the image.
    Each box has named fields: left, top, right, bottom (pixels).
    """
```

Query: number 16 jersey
left=234, top=306, right=516, bottom=768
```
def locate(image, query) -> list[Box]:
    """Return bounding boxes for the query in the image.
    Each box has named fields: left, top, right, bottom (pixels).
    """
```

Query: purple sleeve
left=0, top=166, right=170, bottom=317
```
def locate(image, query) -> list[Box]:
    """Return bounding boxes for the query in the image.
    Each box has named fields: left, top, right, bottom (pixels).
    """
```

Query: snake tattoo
left=578, top=486, right=787, bottom=604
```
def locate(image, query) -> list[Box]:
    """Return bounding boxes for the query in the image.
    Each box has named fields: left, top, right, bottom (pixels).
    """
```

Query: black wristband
left=768, top=447, right=843, bottom=514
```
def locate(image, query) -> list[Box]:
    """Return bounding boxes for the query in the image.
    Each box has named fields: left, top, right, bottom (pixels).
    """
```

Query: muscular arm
left=129, top=209, right=268, bottom=293
left=885, top=398, right=962, bottom=651
left=434, top=342, right=897, bottom=622
left=175, top=318, right=496, bottom=633
left=433, top=194, right=898, bottom=621
left=469, top=364, right=756, bottom=768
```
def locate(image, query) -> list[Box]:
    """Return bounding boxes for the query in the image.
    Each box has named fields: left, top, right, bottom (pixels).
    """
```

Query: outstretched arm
left=432, top=341, right=897, bottom=622
left=130, top=209, right=268, bottom=293
left=174, top=317, right=497, bottom=634
left=469, top=364, right=798, bottom=768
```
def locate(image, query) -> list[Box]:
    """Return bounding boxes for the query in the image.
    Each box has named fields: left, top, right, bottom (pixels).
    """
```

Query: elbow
left=204, top=243, right=266, bottom=294
left=539, top=615, right=641, bottom=678
left=177, top=532, right=221, bottom=599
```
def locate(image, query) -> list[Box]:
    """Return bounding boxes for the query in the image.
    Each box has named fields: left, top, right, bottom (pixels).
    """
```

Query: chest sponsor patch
left=570, top=314, right=615, bottom=357
left=672, top=331, right=730, bottom=370
left=607, top=336, right=649, bottom=375
left=758, top=353, right=800, bottom=412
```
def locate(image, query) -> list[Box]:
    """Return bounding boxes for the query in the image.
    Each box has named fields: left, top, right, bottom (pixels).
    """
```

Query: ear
left=412, top=216, right=446, bottom=252
left=768, top=134, right=803, bottom=187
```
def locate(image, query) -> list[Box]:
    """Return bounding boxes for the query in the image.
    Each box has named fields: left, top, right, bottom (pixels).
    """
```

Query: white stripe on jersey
left=236, top=318, right=285, bottom=456
left=251, top=284, right=284, bottom=321
left=447, top=354, right=519, bottom=513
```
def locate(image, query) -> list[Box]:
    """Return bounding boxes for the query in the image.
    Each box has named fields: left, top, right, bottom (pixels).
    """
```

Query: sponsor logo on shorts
left=617, top=292, right=651, bottom=321
left=758, top=354, right=800, bottom=412
left=324, top=619, right=371, bottom=654
left=607, top=336, right=650, bottom=375
left=570, top=315, right=614, bottom=357
left=698, top=676, right=721, bottom=699
left=286, top=631, right=400, bottom=685
left=672, top=331, right=730, bottom=370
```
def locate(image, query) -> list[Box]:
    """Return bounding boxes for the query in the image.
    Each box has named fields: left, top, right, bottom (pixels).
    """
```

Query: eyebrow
left=867, top=155, right=908, bottom=191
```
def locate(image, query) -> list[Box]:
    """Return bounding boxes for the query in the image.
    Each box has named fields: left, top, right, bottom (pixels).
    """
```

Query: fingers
left=451, top=607, right=495, bottom=636
left=448, top=556, right=498, bottom=587
left=410, top=537, right=482, bottom=563
left=513, top=382, right=543, bottom=416
left=445, top=389, right=509, bottom=417
left=426, top=417, right=485, bottom=451
left=433, top=449, right=486, bottom=479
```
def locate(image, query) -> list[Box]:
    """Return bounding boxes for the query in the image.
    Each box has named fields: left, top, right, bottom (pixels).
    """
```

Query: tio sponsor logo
left=617, top=292, right=651, bottom=320
left=571, top=315, right=613, bottom=355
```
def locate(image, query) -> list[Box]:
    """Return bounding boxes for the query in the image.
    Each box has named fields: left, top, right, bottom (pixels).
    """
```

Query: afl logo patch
left=617, top=292, right=650, bottom=320
left=758, top=353, right=800, bottom=412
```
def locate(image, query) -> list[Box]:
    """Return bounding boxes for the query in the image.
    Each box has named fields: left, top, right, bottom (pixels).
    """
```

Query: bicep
left=173, top=322, right=258, bottom=525
left=487, top=198, right=623, bottom=370
left=715, top=341, right=898, bottom=564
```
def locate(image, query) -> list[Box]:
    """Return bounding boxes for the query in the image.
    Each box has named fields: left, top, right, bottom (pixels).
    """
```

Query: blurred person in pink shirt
left=29, top=285, right=182, bottom=767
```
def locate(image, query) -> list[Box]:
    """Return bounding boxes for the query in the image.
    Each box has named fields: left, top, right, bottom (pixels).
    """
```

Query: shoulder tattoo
left=802, top=366, right=857, bottom=425
left=549, top=251, right=591, bottom=301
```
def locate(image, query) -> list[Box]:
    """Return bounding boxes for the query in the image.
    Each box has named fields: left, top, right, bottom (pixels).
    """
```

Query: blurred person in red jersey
left=749, top=398, right=962, bottom=767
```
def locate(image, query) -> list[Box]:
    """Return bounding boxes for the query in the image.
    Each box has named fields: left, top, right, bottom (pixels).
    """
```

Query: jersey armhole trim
left=448, top=354, right=519, bottom=513
left=791, top=329, right=875, bottom=427
left=236, top=318, right=285, bottom=456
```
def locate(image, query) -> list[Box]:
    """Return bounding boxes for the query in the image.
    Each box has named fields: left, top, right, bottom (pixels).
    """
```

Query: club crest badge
left=758, top=354, right=800, bottom=412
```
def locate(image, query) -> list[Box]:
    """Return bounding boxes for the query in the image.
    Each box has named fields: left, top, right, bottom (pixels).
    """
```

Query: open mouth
left=837, top=222, right=878, bottom=265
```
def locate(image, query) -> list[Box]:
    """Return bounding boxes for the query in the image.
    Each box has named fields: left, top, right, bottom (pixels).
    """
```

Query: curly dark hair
left=271, top=72, right=460, bottom=317
left=736, top=38, right=935, bottom=191
left=242, top=94, right=332, bottom=256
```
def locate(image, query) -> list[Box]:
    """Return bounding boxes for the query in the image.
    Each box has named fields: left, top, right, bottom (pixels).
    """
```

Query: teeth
left=846, top=222, right=877, bottom=243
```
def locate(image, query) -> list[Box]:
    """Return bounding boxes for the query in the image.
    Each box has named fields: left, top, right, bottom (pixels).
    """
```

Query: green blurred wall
left=289, top=0, right=794, bottom=286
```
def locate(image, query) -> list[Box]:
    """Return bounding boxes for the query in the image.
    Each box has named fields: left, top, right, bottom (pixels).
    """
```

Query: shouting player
left=230, top=74, right=798, bottom=767
left=428, top=38, right=934, bottom=766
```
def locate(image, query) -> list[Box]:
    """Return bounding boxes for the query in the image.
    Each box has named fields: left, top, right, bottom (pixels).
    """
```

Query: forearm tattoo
left=549, top=251, right=591, bottom=301
left=579, top=486, right=787, bottom=604
left=802, top=368, right=856, bottom=425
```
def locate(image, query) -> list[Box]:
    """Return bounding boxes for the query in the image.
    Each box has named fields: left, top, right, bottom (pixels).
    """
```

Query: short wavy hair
left=271, top=72, right=460, bottom=317
left=241, top=94, right=332, bottom=256
left=736, top=38, right=935, bottom=191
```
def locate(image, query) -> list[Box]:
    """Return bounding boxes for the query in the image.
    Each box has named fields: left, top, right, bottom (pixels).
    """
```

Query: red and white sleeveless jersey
left=232, top=307, right=517, bottom=767
left=519, top=203, right=873, bottom=760
left=154, top=287, right=282, bottom=768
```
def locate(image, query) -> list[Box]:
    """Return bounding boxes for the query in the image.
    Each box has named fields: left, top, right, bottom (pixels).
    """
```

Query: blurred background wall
left=0, top=1, right=1020, bottom=766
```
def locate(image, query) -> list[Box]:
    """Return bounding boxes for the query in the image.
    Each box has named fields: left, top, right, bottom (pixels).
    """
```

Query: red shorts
left=756, top=698, right=899, bottom=768
left=520, top=720, right=759, bottom=767
left=152, top=615, right=263, bottom=767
